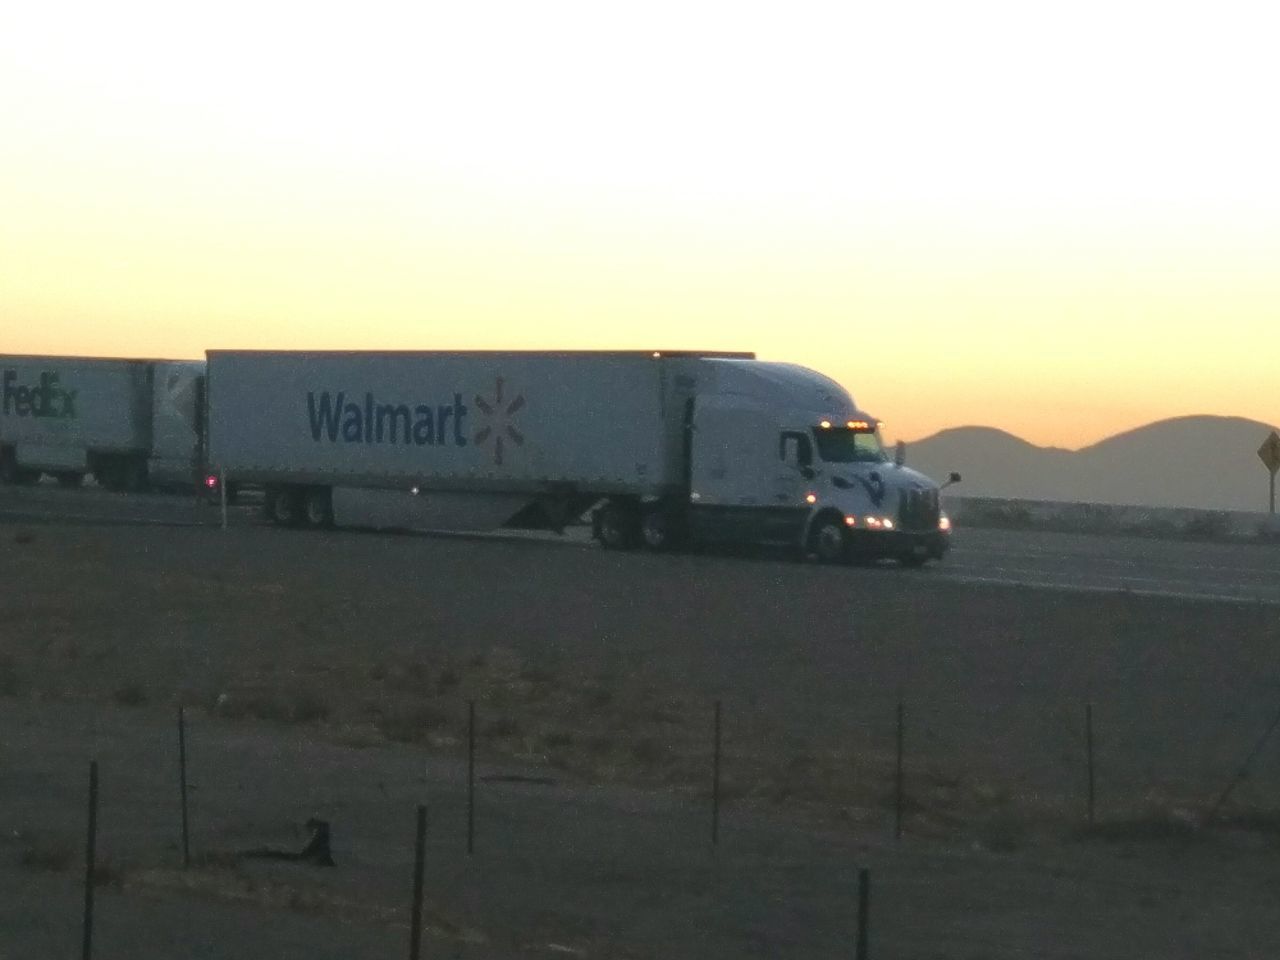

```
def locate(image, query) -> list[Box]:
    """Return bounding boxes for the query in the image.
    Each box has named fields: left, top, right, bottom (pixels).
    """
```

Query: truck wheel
left=266, top=487, right=302, bottom=527
left=808, top=517, right=848, bottom=564
left=303, top=488, right=333, bottom=528
left=640, top=505, right=678, bottom=551
left=597, top=503, right=638, bottom=550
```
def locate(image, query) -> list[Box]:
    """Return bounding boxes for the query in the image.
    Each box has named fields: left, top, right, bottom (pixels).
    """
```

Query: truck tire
left=266, top=487, right=303, bottom=527
left=597, top=502, right=639, bottom=550
left=808, top=516, right=848, bottom=564
left=640, top=504, right=678, bottom=551
left=303, top=488, right=333, bottom=528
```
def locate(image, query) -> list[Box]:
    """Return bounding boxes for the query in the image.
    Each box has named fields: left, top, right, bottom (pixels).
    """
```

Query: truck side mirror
left=894, top=440, right=906, bottom=466
left=941, top=471, right=961, bottom=490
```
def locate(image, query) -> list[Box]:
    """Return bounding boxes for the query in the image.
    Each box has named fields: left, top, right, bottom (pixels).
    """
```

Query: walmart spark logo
left=473, top=377, right=525, bottom=465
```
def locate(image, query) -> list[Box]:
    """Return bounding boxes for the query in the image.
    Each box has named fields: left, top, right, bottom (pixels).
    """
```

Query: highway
left=2, top=484, right=1278, bottom=605
left=941, top=526, right=1280, bottom=605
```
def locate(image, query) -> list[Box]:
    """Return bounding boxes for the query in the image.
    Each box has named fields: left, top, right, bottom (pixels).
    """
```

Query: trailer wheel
left=597, top=502, right=638, bottom=550
left=303, top=488, right=334, bottom=528
left=266, top=487, right=303, bottom=527
left=808, top=516, right=848, bottom=564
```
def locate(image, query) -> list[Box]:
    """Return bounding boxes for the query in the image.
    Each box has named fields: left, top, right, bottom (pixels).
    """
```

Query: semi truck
left=0, top=355, right=208, bottom=491
left=207, top=350, right=958, bottom=564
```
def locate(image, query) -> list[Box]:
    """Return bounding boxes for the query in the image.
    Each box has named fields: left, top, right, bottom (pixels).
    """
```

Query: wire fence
left=30, top=682, right=1280, bottom=960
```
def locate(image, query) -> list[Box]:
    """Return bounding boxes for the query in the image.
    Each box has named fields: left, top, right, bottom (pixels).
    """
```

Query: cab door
left=775, top=430, right=812, bottom=508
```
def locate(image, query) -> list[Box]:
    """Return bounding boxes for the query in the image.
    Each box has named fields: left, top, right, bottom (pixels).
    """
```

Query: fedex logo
left=2, top=370, right=78, bottom=419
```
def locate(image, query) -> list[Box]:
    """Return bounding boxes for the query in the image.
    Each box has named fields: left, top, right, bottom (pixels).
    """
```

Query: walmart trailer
left=208, top=350, right=956, bottom=565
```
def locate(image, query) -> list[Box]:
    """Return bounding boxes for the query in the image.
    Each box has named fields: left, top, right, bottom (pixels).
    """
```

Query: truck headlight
left=939, top=515, right=952, bottom=532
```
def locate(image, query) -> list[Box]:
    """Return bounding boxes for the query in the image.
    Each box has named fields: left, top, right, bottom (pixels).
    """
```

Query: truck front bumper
left=847, top=528, right=951, bottom=561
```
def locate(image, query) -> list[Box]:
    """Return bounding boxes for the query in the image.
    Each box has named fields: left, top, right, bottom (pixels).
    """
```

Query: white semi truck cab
left=596, top=358, right=958, bottom=564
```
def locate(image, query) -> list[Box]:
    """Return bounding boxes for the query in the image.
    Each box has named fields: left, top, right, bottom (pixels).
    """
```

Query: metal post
left=82, top=760, right=99, bottom=960
left=894, top=700, right=905, bottom=841
left=1085, top=703, right=1095, bottom=827
left=855, top=867, right=870, bottom=960
left=1270, top=472, right=1276, bottom=517
left=467, top=699, right=475, bottom=856
left=178, top=706, right=191, bottom=867
left=712, top=699, right=722, bottom=846
left=219, top=468, right=227, bottom=530
left=409, top=805, right=427, bottom=960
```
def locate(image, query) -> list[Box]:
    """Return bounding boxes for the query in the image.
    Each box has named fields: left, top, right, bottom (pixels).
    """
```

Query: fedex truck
left=207, top=350, right=957, bottom=564
left=0, top=355, right=207, bottom=490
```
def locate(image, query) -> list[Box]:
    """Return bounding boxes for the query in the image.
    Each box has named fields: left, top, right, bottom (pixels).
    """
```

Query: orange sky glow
left=2, top=2, right=1277, bottom=449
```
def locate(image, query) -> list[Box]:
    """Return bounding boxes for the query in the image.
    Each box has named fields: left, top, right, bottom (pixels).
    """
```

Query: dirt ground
left=2, top=520, right=1280, bottom=957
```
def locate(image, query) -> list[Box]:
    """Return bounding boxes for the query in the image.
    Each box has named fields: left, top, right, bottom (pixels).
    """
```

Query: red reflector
left=205, top=475, right=218, bottom=488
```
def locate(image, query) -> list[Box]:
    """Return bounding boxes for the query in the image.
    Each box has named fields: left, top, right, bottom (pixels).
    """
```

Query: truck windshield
left=811, top=427, right=886, bottom=464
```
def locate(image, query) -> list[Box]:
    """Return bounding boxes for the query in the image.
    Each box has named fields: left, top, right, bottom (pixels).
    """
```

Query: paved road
left=941, top=526, right=1280, bottom=605
left=3, top=484, right=1278, bottom=605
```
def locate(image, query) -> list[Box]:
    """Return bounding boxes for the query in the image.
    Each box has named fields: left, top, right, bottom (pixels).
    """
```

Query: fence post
left=467, top=699, right=476, bottom=855
left=1085, top=703, right=1095, bottom=827
left=178, top=706, right=191, bottom=867
left=894, top=700, right=905, bottom=841
left=855, top=867, right=870, bottom=960
left=82, top=760, right=99, bottom=960
left=409, top=804, right=427, bottom=960
left=711, top=699, right=722, bottom=846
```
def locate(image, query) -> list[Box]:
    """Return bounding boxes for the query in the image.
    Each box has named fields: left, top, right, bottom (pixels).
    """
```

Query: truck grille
left=898, top=487, right=940, bottom=531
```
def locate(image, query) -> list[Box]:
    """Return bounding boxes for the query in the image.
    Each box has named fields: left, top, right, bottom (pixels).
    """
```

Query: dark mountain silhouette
left=906, top=415, right=1279, bottom=512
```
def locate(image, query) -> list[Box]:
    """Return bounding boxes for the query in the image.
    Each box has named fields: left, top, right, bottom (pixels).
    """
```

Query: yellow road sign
left=1260, top=430, right=1280, bottom=475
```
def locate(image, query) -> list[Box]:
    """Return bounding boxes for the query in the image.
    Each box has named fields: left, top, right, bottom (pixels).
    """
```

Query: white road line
left=947, top=562, right=1275, bottom=591
left=936, top=571, right=1280, bottom=606
left=952, top=549, right=1280, bottom=578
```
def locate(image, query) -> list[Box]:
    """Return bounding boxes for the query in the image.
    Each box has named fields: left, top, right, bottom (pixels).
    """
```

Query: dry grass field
left=2, top=519, right=1280, bottom=957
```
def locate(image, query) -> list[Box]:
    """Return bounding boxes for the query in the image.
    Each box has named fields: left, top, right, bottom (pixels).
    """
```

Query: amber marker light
left=844, top=515, right=857, bottom=526
left=805, top=493, right=817, bottom=504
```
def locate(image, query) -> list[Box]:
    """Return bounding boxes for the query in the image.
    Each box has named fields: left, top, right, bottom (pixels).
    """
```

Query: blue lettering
left=376, top=403, right=411, bottom=444
left=453, top=393, right=468, bottom=446
left=308, top=387, right=482, bottom=449
left=342, top=403, right=363, bottom=442
left=413, top=405, right=434, bottom=445
left=306, top=391, right=344, bottom=441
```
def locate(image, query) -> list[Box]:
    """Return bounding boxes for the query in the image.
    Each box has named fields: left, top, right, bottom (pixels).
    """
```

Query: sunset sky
left=2, top=2, right=1276, bottom=448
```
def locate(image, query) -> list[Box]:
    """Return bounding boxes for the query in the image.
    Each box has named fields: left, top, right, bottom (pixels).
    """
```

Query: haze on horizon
left=2, top=1, right=1276, bottom=450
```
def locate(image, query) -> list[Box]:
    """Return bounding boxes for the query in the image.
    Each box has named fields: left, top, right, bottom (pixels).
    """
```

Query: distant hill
left=905, top=416, right=1279, bottom=512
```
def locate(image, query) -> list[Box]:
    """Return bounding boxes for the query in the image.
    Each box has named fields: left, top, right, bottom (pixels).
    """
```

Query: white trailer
left=208, top=350, right=958, bottom=564
left=0, top=355, right=207, bottom=490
